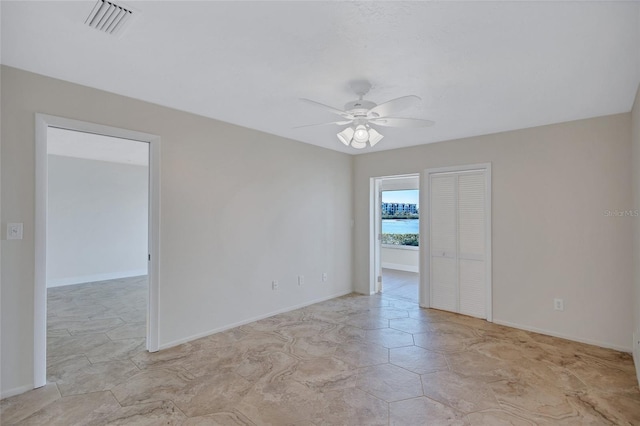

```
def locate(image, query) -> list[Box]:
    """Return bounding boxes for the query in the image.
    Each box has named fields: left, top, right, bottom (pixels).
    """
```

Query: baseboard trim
left=47, top=269, right=147, bottom=288
left=493, top=319, right=632, bottom=353
left=159, top=290, right=353, bottom=351
left=381, top=262, right=419, bottom=273
left=1, top=383, right=34, bottom=400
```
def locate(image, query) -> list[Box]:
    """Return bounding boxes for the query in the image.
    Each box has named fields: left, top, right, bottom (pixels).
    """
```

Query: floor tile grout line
left=23, top=273, right=640, bottom=424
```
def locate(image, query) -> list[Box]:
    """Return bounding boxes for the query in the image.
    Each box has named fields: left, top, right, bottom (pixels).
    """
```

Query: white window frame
left=381, top=188, right=420, bottom=249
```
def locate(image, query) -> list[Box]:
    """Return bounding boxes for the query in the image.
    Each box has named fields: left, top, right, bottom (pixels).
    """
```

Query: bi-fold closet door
left=427, top=165, right=491, bottom=320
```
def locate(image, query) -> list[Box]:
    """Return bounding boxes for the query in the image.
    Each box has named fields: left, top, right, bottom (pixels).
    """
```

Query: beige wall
left=1, top=64, right=636, bottom=397
left=0, top=66, right=354, bottom=396
left=382, top=246, right=419, bottom=272
left=354, top=114, right=633, bottom=350
left=632, top=84, right=640, bottom=367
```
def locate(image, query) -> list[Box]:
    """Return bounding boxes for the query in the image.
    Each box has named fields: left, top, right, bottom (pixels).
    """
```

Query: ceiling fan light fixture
left=337, top=127, right=355, bottom=146
left=368, top=128, right=384, bottom=147
left=303, top=82, right=433, bottom=150
left=353, top=125, right=369, bottom=143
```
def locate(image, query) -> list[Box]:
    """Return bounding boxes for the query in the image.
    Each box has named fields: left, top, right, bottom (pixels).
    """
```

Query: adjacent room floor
left=45, top=276, right=148, bottom=370
left=382, top=268, right=419, bottom=303
left=2, top=279, right=640, bottom=425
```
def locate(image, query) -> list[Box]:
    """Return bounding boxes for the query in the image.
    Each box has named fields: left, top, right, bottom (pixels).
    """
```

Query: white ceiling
left=48, top=127, right=149, bottom=166
left=2, top=1, right=639, bottom=154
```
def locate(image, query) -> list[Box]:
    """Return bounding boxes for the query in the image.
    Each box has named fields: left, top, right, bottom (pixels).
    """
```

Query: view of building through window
left=382, top=189, right=419, bottom=246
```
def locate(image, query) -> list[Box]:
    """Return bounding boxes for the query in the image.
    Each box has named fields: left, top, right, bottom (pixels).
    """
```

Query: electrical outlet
left=7, top=223, right=23, bottom=240
left=298, top=275, right=304, bottom=286
left=554, top=298, right=564, bottom=311
left=272, top=280, right=279, bottom=291
left=322, top=272, right=328, bottom=282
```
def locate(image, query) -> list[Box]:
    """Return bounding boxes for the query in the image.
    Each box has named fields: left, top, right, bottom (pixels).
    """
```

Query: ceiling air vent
left=85, top=0, right=134, bottom=36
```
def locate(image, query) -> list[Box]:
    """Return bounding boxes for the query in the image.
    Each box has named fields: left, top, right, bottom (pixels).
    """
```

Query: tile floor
left=381, top=269, right=418, bottom=303
left=2, top=275, right=640, bottom=425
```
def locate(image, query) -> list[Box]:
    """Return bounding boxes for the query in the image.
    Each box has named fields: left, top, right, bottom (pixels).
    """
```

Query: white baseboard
left=47, top=269, right=147, bottom=288
left=493, top=319, right=632, bottom=353
left=382, top=262, right=419, bottom=273
left=1, top=383, right=34, bottom=400
left=159, top=290, right=353, bottom=350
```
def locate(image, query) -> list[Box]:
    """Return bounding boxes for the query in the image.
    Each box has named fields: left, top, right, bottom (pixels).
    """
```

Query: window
left=381, top=189, right=419, bottom=246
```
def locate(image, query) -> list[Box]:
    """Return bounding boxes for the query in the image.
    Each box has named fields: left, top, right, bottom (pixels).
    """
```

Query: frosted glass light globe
left=353, top=125, right=369, bottom=143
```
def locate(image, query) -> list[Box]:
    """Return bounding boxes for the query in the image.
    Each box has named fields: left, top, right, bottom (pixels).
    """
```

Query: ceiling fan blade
left=294, top=120, right=353, bottom=129
left=368, top=95, right=421, bottom=117
left=299, top=98, right=353, bottom=118
left=369, top=117, right=435, bottom=128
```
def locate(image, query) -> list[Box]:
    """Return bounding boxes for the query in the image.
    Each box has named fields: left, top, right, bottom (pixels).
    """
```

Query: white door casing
left=369, top=174, right=420, bottom=296
left=34, top=114, right=161, bottom=389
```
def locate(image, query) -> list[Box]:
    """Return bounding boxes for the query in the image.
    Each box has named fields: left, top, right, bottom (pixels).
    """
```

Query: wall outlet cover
left=553, top=298, right=564, bottom=311
left=7, top=223, right=24, bottom=240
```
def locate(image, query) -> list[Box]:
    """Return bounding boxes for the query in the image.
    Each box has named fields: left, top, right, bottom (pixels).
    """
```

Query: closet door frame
left=421, top=163, right=492, bottom=322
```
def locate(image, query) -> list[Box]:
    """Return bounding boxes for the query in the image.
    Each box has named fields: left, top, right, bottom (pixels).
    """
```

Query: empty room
left=1, top=1, right=640, bottom=425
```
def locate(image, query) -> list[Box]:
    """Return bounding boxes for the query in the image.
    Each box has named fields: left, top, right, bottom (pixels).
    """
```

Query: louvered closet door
left=457, top=172, right=486, bottom=318
left=429, top=175, right=457, bottom=312
left=429, top=169, right=488, bottom=319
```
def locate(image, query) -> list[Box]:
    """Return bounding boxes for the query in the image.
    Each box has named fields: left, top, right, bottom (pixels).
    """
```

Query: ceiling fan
left=298, top=80, right=434, bottom=149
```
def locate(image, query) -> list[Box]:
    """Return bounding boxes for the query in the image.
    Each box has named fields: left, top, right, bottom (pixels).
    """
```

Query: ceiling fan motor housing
left=344, top=99, right=377, bottom=114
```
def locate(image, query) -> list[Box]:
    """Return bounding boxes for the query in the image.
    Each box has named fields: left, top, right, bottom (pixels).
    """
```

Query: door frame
left=369, top=173, right=420, bottom=297
left=369, top=177, right=383, bottom=295
left=422, top=163, right=492, bottom=321
left=34, top=114, right=161, bottom=388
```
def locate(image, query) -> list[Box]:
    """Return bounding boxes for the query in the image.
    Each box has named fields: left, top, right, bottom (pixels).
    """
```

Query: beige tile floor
left=381, top=268, right=419, bottom=303
left=2, top=273, right=640, bottom=425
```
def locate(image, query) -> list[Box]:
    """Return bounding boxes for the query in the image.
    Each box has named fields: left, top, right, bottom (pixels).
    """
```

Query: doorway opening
left=370, top=174, right=420, bottom=304
left=34, top=114, right=160, bottom=389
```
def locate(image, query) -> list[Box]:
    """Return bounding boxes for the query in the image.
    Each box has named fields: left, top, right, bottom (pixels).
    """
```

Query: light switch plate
left=7, top=223, right=23, bottom=240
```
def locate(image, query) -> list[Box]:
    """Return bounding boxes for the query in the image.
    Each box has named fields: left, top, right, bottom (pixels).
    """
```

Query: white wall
left=46, top=154, right=148, bottom=287
left=355, top=113, right=633, bottom=351
left=381, top=176, right=419, bottom=191
left=630, top=3, right=640, bottom=386
left=631, top=84, right=640, bottom=380
left=1, top=64, right=635, bottom=398
left=0, top=66, right=353, bottom=397
left=382, top=246, right=418, bottom=273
